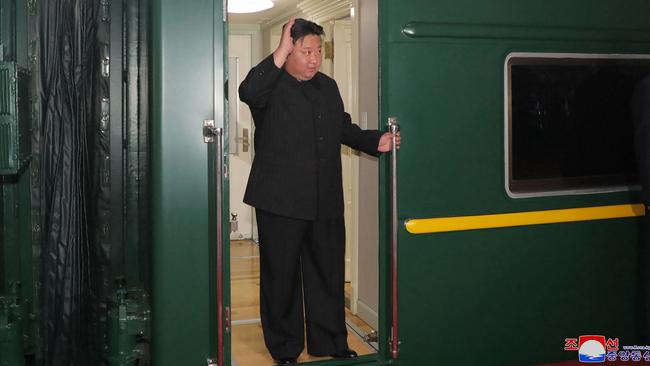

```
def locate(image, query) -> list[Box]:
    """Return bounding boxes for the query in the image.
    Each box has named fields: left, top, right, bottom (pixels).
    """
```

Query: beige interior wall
left=332, top=18, right=356, bottom=284
left=229, top=24, right=263, bottom=240
left=255, top=1, right=380, bottom=328
left=356, top=0, right=379, bottom=329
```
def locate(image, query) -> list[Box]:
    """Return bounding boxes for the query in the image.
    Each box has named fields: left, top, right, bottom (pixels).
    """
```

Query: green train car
left=1, top=0, right=649, bottom=365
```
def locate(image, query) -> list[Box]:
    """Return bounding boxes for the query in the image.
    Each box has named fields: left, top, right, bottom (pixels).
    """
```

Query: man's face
left=285, top=35, right=322, bottom=81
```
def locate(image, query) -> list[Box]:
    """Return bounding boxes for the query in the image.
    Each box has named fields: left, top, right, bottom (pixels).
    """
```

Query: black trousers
left=256, top=209, right=349, bottom=359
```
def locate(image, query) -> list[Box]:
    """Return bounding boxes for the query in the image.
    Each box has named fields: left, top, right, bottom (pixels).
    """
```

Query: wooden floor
left=231, top=240, right=376, bottom=365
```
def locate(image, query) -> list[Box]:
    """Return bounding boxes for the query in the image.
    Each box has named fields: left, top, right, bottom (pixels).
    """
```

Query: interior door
left=333, top=18, right=356, bottom=285
left=151, top=0, right=229, bottom=365
left=228, top=36, right=254, bottom=240
left=379, top=0, right=650, bottom=365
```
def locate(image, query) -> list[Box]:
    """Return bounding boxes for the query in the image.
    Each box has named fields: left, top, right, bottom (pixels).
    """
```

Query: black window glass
left=508, top=56, right=650, bottom=194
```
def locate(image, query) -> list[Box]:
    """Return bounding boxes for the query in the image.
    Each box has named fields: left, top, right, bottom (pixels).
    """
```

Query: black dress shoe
left=331, top=349, right=358, bottom=359
left=276, top=357, right=297, bottom=365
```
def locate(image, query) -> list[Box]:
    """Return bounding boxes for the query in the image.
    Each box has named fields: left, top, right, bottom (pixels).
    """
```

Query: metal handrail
left=215, top=126, right=224, bottom=366
left=204, top=120, right=224, bottom=366
left=388, top=117, right=400, bottom=359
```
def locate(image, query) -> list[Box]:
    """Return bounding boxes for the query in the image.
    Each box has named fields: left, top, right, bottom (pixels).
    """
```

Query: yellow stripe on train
left=404, top=204, right=647, bottom=234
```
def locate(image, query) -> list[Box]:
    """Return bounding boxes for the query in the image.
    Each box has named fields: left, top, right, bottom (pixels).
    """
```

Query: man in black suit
left=239, top=17, right=400, bottom=365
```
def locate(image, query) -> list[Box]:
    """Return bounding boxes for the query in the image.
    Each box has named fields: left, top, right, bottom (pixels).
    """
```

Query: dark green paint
left=150, top=1, right=650, bottom=365
left=380, top=0, right=650, bottom=365
left=151, top=0, right=223, bottom=364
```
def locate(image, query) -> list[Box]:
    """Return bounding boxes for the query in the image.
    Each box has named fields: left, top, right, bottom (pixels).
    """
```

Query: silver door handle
left=388, top=117, right=400, bottom=359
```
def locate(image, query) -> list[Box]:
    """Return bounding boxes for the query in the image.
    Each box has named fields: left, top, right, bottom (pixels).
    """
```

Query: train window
left=505, top=53, right=650, bottom=197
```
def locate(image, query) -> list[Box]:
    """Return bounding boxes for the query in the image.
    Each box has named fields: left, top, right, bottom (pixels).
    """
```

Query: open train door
left=380, top=0, right=650, bottom=365
left=151, top=0, right=229, bottom=365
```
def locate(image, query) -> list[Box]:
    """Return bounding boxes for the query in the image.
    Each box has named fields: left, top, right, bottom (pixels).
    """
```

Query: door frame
left=151, top=0, right=228, bottom=364
left=221, top=0, right=395, bottom=363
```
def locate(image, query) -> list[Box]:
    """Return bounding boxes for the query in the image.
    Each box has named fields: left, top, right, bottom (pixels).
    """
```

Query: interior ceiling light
left=228, top=0, right=274, bottom=13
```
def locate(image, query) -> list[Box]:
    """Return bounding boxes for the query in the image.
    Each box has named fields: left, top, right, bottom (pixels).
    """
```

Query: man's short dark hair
left=290, top=18, right=324, bottom=43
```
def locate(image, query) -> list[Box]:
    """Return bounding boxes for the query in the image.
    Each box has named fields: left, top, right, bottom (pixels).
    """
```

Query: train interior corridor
left=229, top=240, right=376, bottom=365
left=227, top=0, right=381, bottom=364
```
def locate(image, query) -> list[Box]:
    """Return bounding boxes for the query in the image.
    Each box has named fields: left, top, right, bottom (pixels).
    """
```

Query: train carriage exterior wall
left=1, top=0, right=650, bottom=365
left=379, top=0, right=650, bottom=365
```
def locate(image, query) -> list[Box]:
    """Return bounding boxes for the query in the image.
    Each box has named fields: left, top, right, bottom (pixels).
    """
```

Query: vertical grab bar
left=215, top=126, right=224, bottom=366
left=203, top=120, right=224, bottom=366
left=388, top=117, right=400, bottom=359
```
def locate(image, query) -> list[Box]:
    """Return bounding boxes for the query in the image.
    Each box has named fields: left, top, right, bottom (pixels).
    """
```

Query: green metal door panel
left=396, top=219, right=640, bottom=365
left=385, top=40, right=649, bottom=217
left=379, top=0, right=650, bottom=365
left=382, top=0, right=650, bottom=41
left=151, top=0, right=225, bottom=364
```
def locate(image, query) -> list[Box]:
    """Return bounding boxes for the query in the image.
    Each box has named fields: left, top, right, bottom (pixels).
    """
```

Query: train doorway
left=227, top=0, right=382, bottom=364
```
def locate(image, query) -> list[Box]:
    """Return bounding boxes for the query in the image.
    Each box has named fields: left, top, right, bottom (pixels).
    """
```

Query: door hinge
left=203, top=120, right=217, bottom=143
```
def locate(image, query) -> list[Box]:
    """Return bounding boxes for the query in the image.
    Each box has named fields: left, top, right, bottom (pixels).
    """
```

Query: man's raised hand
left=273, top=16, right=296, bottom=68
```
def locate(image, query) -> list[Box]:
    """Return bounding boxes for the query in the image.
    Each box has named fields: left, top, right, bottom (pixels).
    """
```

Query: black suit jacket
left=239, top=55, right=382, bottom=220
